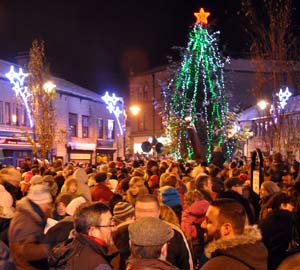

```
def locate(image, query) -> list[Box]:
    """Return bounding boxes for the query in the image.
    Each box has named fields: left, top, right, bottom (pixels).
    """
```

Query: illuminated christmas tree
left=165, top=8, right=230, bottom=161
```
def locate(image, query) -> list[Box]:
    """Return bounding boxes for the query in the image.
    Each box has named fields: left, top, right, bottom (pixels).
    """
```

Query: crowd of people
left=0, top=148, right=300, bottom=270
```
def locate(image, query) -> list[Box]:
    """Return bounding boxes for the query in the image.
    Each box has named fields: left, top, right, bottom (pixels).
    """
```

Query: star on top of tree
left=194, top=8, right=210, bottom=25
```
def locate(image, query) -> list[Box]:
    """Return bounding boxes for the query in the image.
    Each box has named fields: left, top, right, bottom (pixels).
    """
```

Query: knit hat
left=27, top=184, right=52, bottom=205
left=160, top=187, right=181, bottom=207
left=129, top=217, right=174, bottom=246
left=66, top=196, right=87, bottom=216
left=132, top=167, right=144, bottom=177
left=148, top=175, right=159, bottom=188
left=113, top=202, right=135, bottom=223
left=43, top=175, right=55, bottom=184
left=261, top=181, right=280, bottom=195
left=30, top=175, right=43, bottom=185
left=224, top=177, right=244, bottom=189
left=0, top=168, right=22, bottom=187
left=0, top=184, right=14, bottom=218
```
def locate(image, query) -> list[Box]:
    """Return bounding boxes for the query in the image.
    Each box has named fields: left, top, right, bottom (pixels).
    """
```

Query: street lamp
left=257, top=100, right=268, bottom=110
left=129, top=105, right=141, bottom=116
left=43, top=81, right=56, bottom=94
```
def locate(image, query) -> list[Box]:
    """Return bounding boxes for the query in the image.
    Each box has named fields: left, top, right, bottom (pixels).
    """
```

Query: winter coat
left=166, top=221, right=194, bottom=270
left=8, top=197, right=50, bottom=270
left=201, top=226, right=267, bottom=270
left=181, top=199, right=209, bottom=238
left=0, top=240, right=15, bottom=270
left=0, top=217, right=11, bottom=245
left=126, top=257, right=180, bottom=270
left=112, top=221, right=131, bottom=270
left=45, top=216, right=74, bottom=249
left=90, top=183, right=113, bottom=202
left=48, top=233, right=113, bottom=270
left=259, top=209, right=294, bottom=270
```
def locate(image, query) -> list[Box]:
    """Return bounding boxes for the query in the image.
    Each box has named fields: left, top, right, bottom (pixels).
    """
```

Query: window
left=0, top=101, right=3, bottom=124
left=97, top=118, right=104, bottom=139
left=82, top=115, right=89, bottom=138
left=107, top=119, right=115, bottom=139
left=5, top=102, right=11, bottom=125
left=143, top=84, right=149, bottom=101
left=69, top=113, right=78, bottom=137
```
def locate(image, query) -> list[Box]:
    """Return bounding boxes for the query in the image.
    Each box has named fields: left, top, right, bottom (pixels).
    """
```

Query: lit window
left=107, top=119, right=115, bottom=139
left=82, top=115, right=89, bottom=138
left=69, top=113, right=78, bottom=137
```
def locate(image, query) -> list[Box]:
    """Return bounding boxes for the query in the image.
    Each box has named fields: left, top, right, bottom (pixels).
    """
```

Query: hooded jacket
left=127, top=257, right=179, bottom=270
left=201, top=226, right=267, bottom=270
left=8, top=197, right=50, bottom=270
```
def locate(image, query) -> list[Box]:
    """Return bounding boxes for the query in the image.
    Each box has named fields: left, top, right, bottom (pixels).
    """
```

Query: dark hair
left=74, top=202, right=110, bottom=234
left=130, top=244, right=163, bottom=259
left=94, top=172, right=107, bottom=183
left=195, top=175, right=210, bottom=190
left=211, top=198, right=246, bottom=235
left=266, top=192, right=294, bottom=211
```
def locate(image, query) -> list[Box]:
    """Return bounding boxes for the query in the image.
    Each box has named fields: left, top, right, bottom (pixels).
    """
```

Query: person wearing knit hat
left=259, top=181, right=281, bottom=221
left=112, top=201, right=136, bottom=270
left=160, top=186, right=182, bottom=207
left=8, top=184, right=53, bottom=270
left=113, top=202, right=135, bottom=224
left=30, top=175, right=44, bottom=185
left=43, top=175, right=58, bottom=198
left=127, top=217, right=178, bottom=270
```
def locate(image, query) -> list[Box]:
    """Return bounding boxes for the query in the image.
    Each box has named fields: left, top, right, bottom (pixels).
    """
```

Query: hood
left=16, top=197, right=45, bottom=224
left=205, top=225, right=267, bottom=270
left=160, top=187, right=181, bottom=207
left=73, top=168, right=88, bottom=184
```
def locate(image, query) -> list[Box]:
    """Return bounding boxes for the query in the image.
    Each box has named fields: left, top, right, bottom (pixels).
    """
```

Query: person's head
left=128, top=176, right=147, bottom=196
left=55, top=193, right=73, bottom=217
left=266, top=192, right=294, bottom=212
left=160, top=173, right=177, bottom=188
left=167, top=161, right=180, bottom=174
left=135, top=194, right=160, bottom=219
left=65, top=177, right=78, bottom=194
left=24, top=157, right=31, bottom=166
left=113, top=201, right=135, bottom=224
left=184, top=190, right=204, bottom=207
left=224, top=177, right=244, bottom=195
left=0, top=167, right=22, bottom=187
left=196, top=174, right=212, bottom=192
left=201, top=198, right=246, bottom=243
left=260, top=181, right=280, bottom=199
left=74, top=202, right=115, bottom=246
left=0, top=184, right=14, bottom=218
left=94, top=172, right=107, bottom=184
left=159, top=204, right=179, bottom=227
left=27, top=184, right=53, bottom=216
left=128, top=217, right=174, bottom=260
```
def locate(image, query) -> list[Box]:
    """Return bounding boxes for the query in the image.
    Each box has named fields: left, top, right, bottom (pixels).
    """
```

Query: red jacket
left=91, top=183, right=113, bottom=202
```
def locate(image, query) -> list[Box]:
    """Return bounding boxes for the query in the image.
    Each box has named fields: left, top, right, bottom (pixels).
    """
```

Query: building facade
left=128, top=58, right=300, bottom=158
left=0, top=59, right=124, bottom=167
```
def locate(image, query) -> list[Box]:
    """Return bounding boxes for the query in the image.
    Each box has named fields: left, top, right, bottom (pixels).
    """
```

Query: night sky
left=0, top=0, right=299, bottom=97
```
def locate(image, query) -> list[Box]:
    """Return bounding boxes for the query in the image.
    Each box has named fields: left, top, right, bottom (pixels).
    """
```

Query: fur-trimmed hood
left=204, top=225, right=268, bottom=270
left=205, top=225, right=262, bottom=258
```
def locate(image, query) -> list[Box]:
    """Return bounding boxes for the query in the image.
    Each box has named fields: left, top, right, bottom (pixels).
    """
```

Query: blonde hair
left=65, top=177, right=78, bottom=192
left=184, top=190, right=204, bottom=207
left=125, top=176, right=149, bottom=205
left=160, top=173, right=177, bottom=187
left=159, top=203, right=180, bottom=227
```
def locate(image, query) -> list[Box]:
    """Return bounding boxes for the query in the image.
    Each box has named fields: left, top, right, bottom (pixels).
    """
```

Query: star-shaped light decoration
left=101, top=91, right=124, bottom=135
left=276, top=87, right=292, bottom=110
left=194, top=8, right=210, bottom=25
left=5, top=65, right=34, bottom=128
